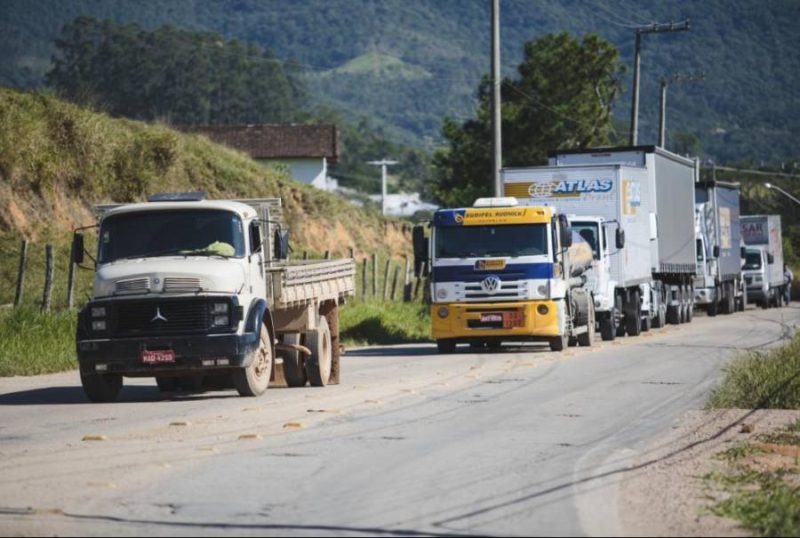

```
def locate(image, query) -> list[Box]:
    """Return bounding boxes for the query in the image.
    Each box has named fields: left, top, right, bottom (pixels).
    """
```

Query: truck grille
left=112, top=298, right=210, bottom=337
left=163, top=277, right=202, bottom=292
left=463, top=280, right=526, bottom=301
left=115, top=278, right=150, bottom=294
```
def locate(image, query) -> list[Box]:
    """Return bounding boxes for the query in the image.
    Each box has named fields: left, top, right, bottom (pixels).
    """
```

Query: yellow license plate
left=476, top=259, right=507, bottom=271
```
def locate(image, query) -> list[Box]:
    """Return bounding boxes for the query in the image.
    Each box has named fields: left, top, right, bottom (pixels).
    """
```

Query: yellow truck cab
left=414, top=197, right=595, bottom=353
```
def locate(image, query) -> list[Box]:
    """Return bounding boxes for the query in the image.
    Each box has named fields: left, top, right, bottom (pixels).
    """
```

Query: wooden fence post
left=41, top=245, right=54, bottom=312
left=391, top=265, right=400, bottom=301
left=413, top=262, right=426, bottom=301
left=324, top=250, right=331, bottom=260
left=403, top=256, right=411, bottom=302
left=67, top=240, right=76, bottom=309
left=349, top=247, right=355, bottom=260
left=371, top=253, right=378, bottom=298
left=382, top=259, right=391, bottom=300
left=14, top=240, right=28, bottom=307
left=361, top=258, right=368, bottom=298
left=303, top=251, right=308, bottom=260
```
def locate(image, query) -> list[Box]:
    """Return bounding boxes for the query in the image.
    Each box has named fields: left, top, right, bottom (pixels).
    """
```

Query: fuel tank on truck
left=568, top=231, right=594, bottom=277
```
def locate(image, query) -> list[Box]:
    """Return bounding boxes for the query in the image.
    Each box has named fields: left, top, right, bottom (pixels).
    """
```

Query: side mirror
left=616, top=228, right=626, bottom=250
left=741, top=246, right=747, bottom=258
left=768, top=253, right=775, bottom=265
left=413, top=225, right=429, bottom=277
left=558, top=215, right=572, bottom=248
left=274, top=230, right=290, bottom=260
left=713, top=245, right=720, bottom=258
left=72, top=233, right=85, bottom=265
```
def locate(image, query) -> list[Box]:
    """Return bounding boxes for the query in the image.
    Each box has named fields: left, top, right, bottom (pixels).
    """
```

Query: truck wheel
left=685, top=291, right=694, bottom=322
left=81, top=372, right=123, bottom=403
left=306, top=316, right=333, bottom=387
left=577, top=302, right=596, bottom=347
left=707, top=290, right=719, bottom=317
left=233, top=324, right=273, bottom=397
left=641, top=311, right=652, bottom=333
left=281, top=333, right=308, bottom=388
left=436, top=340, right=456, bottom=354
left=600, top=312, right=616, bottom=341
left=653, top=305, right=666, bottom=329
left=549, top=334, right=568, bottom=352
left=156, top=376, right=179, bottom=392
left=625, top=291, right=642, bottom=337
left=666, top=304, right=680, bottom=325
left=720, top=284, right=733, bottom=315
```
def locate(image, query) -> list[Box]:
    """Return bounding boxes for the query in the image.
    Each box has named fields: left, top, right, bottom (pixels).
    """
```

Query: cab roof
left=100, top=200, right=259, bottom=220
left=433, top=205, right=555, bottom=227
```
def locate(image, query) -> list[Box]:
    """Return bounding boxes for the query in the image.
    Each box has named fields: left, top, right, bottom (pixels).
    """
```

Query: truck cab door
left=249, top=219, right=267, bottom=299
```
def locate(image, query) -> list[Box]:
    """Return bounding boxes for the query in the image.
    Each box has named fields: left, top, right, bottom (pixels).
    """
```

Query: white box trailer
left=502, top=163, right=659, bottom=339
left=548, top=146, right=698, bottom=325
left=741, top=215, right=786, bottom=307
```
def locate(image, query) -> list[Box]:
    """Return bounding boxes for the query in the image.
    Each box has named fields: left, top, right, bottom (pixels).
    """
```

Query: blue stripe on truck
left=432, top=263, right=554, bottom=283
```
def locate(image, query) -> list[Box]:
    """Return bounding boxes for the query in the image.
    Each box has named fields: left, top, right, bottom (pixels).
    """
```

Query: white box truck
left=502, top=163, right=658, bottom=340
left=741, top=215, right=786, bottom=308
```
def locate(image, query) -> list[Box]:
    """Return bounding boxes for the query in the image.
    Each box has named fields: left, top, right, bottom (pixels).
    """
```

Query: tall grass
left=0, top=307, right=77, bottom=376
left=708, top=332, right=800, bottom=409
left=340, top=301, right=430, bottom=346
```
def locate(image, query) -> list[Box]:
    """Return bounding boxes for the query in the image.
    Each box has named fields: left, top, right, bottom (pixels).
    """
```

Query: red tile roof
left=180, top=124, right=339, bottom=163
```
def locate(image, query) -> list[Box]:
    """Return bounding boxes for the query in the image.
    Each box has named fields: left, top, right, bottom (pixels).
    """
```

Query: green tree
left=432, top=32, right=625, bottom=207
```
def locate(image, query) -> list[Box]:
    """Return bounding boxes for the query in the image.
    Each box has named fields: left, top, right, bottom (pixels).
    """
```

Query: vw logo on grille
left=481, top=275, right=502, bottom=294
left=151, top=307, right=168, bottom=323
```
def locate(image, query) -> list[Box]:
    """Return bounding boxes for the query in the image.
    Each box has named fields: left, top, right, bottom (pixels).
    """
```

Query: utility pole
left=658, top=72, right=704, bottom=148
left=367, top=159, right=398, bottom=216
left=491, top=0, right=502, bottom=197
left=629, top=20, right=690, bottom=146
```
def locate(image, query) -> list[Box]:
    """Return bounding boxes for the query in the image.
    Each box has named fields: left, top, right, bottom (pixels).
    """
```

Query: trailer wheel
left=436, top=340, right=457, bottom=354
left=549, top=334, right=568, bottom=352
left=306, top=316, right=333, bottom=387
left=625, top=290, right=642, bottom=337
left=577, top=301, right=596, bottom=347
left=233, top=324, right=273, bottom=397
left=281, top=333, right=308, bottom=388
left=600, top=312, right=616, bottom=341
left=81, top=372, right=123, bottom=403
left=653, top=305, right=666, bottom=328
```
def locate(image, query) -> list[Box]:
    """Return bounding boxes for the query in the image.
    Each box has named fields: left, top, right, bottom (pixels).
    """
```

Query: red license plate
left=480, top=313, right=503, bottom=323
left=142, top=349, right=176, bottom=365
left=503, top=312, right=525, bottom=329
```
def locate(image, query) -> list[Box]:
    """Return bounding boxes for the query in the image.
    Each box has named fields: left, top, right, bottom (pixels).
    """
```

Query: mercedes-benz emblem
left=151, top=307, right=168, bottom=323
left=481, top=275, right=502, bottom=294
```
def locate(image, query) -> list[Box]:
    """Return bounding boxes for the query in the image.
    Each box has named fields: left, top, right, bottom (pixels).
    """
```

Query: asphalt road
left=1, top=305, right=798, bottom=537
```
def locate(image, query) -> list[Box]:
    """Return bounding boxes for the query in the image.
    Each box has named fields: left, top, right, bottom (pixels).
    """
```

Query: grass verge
left=706, top=419, right=800, bottom=537
left=708, top=332, right=800, bottom=409
left=0, top=306, right=77, bottom=376
left=340, top=301, right=430, bottom=347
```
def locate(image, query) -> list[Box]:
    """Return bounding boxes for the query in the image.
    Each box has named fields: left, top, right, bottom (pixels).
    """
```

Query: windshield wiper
left=117, top=248, right=185, bottom=261
left=180, top=249, right=232, bottom=259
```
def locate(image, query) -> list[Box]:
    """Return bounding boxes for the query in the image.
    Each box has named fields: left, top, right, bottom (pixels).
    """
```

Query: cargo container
left=740, top=215, right=786, bottom=308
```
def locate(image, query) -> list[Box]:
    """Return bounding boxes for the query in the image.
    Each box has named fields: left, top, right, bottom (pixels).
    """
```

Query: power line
left=714, top=166, right=800, bottom=179
left=502, top=81, right=602, bottom=130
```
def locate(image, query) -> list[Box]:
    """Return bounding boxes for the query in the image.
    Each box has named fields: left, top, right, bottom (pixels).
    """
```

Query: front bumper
left=432, top=300, right=561, bottom=341
left=694, top=287, right=717, bottom=305
left=77, top=331, right=259, bottom=376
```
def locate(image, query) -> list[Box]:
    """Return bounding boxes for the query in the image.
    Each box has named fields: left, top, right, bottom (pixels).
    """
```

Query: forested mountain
left=2, top=0, right=799, bottom=163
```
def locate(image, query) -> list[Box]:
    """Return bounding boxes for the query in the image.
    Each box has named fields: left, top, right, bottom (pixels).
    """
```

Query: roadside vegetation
left=0, top=307, right=77, bottom=376
left=708, top=332, right=800, bottom=410
left=340, top=301, right=430, bottom=347
left=705, top=419, right=800, bottom=537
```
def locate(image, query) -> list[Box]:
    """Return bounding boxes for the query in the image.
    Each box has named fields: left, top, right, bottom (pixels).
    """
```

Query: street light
left=765, top=182, right=800, bottom=206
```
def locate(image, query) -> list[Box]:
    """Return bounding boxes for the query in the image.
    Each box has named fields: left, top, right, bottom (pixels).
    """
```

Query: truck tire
left=233, top=324, right=273, bottom=397
left=281, top=333, right=308, bottom=388
left=721, top=283, right=734, bottom=315
left=156, top=376, right=178, bottom=392
left=81, top=372, right=123, bottom=403
left=436, top=340, right=456, bottom=354
left=625, top=290, right=642, bottom=337
left=666, top=304, right=680, bottom=325
left=707, top=287, right=719, bottom=317
left=549, top=334, right=568, bottom=352
left=306, top=316, right=333, bottom=387
left=641, top=311, right=652, bottom=333
left=615, top=298, right=626, bottom=337
left=685, top=287, right=694, bottom=323
left=577, top=301, right=596, bottom=347
left=599, top=312, right=616, bottom=341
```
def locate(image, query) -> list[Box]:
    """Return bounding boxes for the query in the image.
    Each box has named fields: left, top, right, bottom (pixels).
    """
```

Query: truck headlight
left=92, top=320, right=107, bottom=331
left=436, top=288, right=448, bottom=300
left=213, top=315, right=230, bottom=327
left=437, top=307, right=450, bottom=319
left=537, top=285, right=549, bottom=297
left=91, top=307, right=106, bottom=318
left=211, top=303, right=229, bottom=314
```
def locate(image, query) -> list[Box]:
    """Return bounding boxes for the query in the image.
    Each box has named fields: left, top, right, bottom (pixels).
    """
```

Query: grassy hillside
left=2, top=0, right=799, bottom=162
left=0, top=87, right=411, bottom=258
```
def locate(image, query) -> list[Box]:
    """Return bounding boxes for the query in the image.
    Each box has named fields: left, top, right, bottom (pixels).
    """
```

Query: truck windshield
left=99, top=210, right=246, bottom=264
left=434, top=224, right=548, bottom=259
left=571, top=222, right=600, bottom=259
left=744, top=250, right=762, bottom=270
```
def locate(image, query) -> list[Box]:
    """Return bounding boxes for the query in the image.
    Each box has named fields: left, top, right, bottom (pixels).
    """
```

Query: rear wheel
left=436, top=339, right=456, bottom=354
left=625, top=290, right=642, bottom=337
left=233, top=325, right=273, bottom=397
left=600, top=311, right=616, bottom=341
left=641, top=311, right=652, bottom=332
left=549, top=334, right=568, bottom=352
left=81, top=372, right=122, bottom=403
left=707, top=287, right=719, bottom=317
left=306, top=316, right=333, bottom=387
left=281, top=333, right=308, bottom=388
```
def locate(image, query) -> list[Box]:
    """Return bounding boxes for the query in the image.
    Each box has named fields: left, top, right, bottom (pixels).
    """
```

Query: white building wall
left=257, top=157, right=338, bottom=191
